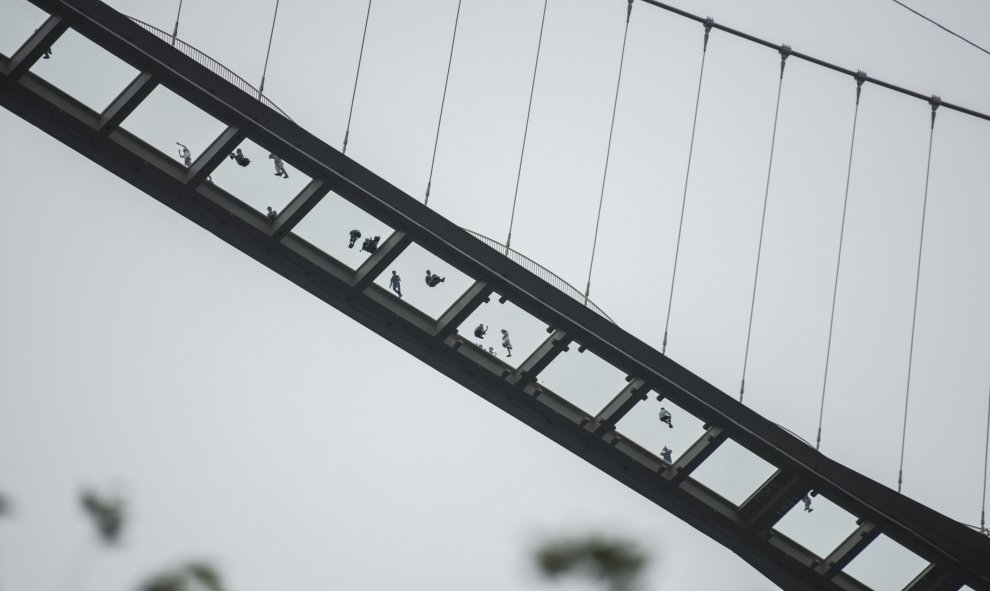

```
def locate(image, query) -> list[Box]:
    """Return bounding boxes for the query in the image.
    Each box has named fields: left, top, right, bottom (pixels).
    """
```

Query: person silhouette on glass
left=348, top=229, right=362, bottom=249
left=660, top=446, right=673, bottom=464
left=229, top=148, right=251, bottom=167
left=500, top=329, right=513, bottom=358
left=659, top=407, right=673, bottom=429
left=389, top=271, right=402, bottom=298
left=361, top=236, right=380, bottom=254
left=425, top=270, right=445, bottom=287
left=269, top=153, right=289, bottom=178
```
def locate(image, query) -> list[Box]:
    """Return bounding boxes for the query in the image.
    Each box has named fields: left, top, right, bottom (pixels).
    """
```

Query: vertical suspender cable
left=982, top=380, right=990, bottom=533
left=816, top=71, right=867, bottom=450
left=898, top=95, right=940, bottom=493
left=584, top=0, right=634, bottom=304
left=424, top=0, right=464, bottom=205
left=662, top=17, right=713, bottom=355
left=258, top=0, right=281, bottom=97
left=171, top=0, right=184, bottom=45
left=505, top=0, right=550, bottom=252
left=739, top=45, right=791, bottom=402
left=343, top=0, right=373, bottom=154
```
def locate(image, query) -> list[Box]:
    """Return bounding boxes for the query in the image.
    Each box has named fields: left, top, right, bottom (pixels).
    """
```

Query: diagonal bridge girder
left=1, top=1, right=988, bottom=589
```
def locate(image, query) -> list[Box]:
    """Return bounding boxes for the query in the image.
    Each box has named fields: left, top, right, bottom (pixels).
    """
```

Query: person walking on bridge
left=660, top=446, right=673, bottom=463
left=176, top=142, right=192, bottom=167
left=389, top=270, right=402, bottom=298
left=269, top=153, right=289, bottom=178
left=659, top=407, right=673, bottom=429
left=500, top=329, right=513, bottom=358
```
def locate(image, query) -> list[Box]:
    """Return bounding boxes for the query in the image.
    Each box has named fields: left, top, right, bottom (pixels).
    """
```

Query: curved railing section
left=127, top=17, right=292, bottom=121
left=465, top=229, right=614, bottom=323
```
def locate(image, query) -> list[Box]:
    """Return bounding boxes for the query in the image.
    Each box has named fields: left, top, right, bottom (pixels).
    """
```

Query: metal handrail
left=464, top=229, right=614, bottom=323
left=127, top=16, right=292, bottom=121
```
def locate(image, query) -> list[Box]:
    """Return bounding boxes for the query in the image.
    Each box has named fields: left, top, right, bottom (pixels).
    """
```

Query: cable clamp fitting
left=626, top=0, right=633, bottom=23
left=778, top=44, right=791, bottom=78
left=929, top=95, right=941, bottom=128
left=703, top=17, right=714, bottom=50
left=854, top=70, right=867, bottom=103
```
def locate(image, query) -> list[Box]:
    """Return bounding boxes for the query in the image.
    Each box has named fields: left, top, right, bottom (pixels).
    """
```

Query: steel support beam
left=353, top=230, right=411, bottom=291
left=188, top=126, right=241, bottom=186
left=586, top=378, right=648, bottom=434
left=904, top=563, right=965, bottom=591
left=271, top=178, right=331, bottom=238
left=815, top=521, right=880, bottom=579
left=99, top=72, right=158, bottom=136
left=435, top=281, right=493, bottom=338
left=5, top=15, right=67, bottom=81
left=97, top=72, right=156, bottom=135
left=737, top=470, right=808, bottom=529
left=661, top=426, right=726, bottom=486
left=509, top=330, right=569, bottom=385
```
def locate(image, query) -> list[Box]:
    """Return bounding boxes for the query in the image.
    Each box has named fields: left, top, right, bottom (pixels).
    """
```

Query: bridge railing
left=464, top=229, right=614, bottom=323
left=127, top=17, right=292, bottom=121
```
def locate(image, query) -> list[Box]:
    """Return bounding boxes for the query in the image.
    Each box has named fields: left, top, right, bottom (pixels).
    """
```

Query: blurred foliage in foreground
left=535, top=535, right=648, bottom=591
left=142, top=562, right=225, bottom=591
left=80, top=488, right=126, bottom=544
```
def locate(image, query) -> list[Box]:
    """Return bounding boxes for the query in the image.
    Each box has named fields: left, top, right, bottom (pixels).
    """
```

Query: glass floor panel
left=615, top=396, right=706, bottom=465
left=0, top=0, right=49, bottom=59
left=120, top=85, right=228, bottom=172
left=689, top=439, right=777, bottom=506
left=371, top=242, right=475, bottom=320
left=292, top=192, right=395, bottom=271
left=30, top=28, right=140, bottom=113
left=209, top=136, right=312, bottom=215
left=456, top=292, right=550, bottom=367
left=537, top=344, right=628, bottom=416
left=773, top=493, right=860, bottom=559
left=843, top=534, right=929, bottom=591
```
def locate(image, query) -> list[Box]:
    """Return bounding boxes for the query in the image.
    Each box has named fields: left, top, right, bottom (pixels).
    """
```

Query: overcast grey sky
left=2, top=0, right=990, bottom=590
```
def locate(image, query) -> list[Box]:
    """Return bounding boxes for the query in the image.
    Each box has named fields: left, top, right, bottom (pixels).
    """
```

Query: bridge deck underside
left=1, top=1, right=988, bottom=590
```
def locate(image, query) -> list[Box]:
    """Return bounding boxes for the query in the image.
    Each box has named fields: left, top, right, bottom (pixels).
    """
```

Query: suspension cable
left=258, top=0, right=281, bottom=97
left=424, top=0, right=465, bottom=205
left=815, top=71, right=867, bottom=450
left=505, top=0, right=550, bottom=252
left=982, top=380, right=990, bottom=533
left=171, top=0, right=183, bottom=45
left=739, top=45, right=790, bottom=403
left=343, top=0, right=373, bottom=155
left=584, top=0, right=633, bottom=304
left=661, top=17, right=713, bottom=355
left=898, top=96, right=940, bottom=493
